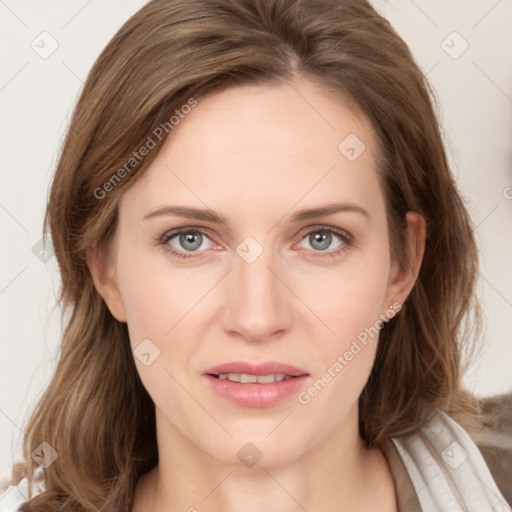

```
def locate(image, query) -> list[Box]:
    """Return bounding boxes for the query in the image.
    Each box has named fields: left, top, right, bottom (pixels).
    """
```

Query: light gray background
left=1, top=0, right=511, bottom=479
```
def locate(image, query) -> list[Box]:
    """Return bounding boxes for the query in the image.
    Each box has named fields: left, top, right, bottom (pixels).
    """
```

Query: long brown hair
left=17, top=0, right=481, bottom=510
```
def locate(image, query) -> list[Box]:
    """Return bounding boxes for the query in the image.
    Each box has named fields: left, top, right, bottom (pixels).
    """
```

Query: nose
left=220, top=246, right=293, bottom=343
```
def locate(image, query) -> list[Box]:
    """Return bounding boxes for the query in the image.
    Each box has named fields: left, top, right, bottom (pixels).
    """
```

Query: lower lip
left=204, top=374, right=309, bottom=407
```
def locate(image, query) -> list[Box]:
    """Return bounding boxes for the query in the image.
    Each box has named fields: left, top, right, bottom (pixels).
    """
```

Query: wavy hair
left=16, top=0, right=481, bottom=510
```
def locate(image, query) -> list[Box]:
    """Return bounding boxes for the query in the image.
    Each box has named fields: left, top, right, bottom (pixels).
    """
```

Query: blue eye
left=161, top=229, right=214, bottom=259
left=300, top=230, right=343, bottom=252
left=158, top=225, right=353, bottom=260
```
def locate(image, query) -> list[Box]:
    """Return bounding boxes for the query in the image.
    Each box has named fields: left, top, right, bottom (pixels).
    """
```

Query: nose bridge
left=221, top=238, right=292, bottom=341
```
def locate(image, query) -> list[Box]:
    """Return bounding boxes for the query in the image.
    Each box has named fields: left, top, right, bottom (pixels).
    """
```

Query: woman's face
left=95, top=78, right=418, bottom=468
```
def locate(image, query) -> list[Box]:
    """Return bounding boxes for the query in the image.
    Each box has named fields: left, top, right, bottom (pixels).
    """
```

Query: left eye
left=297, top=229, right=345, bottom=252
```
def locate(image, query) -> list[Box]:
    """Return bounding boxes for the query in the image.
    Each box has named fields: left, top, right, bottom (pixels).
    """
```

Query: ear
left=383, top=211, right=426, bottom=311
left=86, top=246, right=127, bottom=322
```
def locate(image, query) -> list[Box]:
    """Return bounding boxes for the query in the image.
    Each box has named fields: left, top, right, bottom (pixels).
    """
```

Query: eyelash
left=157, top=225, right=354, bottom=260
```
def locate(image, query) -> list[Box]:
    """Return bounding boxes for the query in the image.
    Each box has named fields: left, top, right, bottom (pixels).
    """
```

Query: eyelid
left=295, top=223, right=353, bottom=244
left=158, top=225, right=217, bottom=244
left=160, top=224, right=353, bottom=243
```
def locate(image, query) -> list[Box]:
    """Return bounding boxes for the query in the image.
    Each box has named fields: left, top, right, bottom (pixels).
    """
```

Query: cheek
left=306, top=240, right=391, bottom=351
left=115, top=259, right=201, bottom=421
left=119, top=274, right=175, bottom=347
left=115, top=247, right=213, bottom=389
left=116, top=243, right=202, bottom=347
left=297, top=239, right=391, bottom=401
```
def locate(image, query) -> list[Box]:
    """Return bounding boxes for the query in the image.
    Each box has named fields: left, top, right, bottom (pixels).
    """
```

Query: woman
left=1, top=0, right=509, bottom=510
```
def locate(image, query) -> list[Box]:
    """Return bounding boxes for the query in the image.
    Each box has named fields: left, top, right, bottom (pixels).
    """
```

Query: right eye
left=159, top=228, right=216, bottom=259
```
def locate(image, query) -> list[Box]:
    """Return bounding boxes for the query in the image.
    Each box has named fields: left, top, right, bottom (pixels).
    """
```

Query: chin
left=203, top=432, right=308, bottom=469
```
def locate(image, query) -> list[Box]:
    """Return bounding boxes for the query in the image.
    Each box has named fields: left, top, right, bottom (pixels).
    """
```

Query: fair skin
left=88, top=78, right=425, bottom=512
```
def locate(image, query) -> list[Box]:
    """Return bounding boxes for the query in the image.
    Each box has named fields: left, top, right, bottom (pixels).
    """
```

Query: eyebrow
left=143, top=202, right=370, bottom=225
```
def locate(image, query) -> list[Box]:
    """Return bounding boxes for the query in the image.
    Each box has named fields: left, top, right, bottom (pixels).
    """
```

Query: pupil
left=181, top=232, right=202, bottom=251
left=311, top=232, right=331, bottom=251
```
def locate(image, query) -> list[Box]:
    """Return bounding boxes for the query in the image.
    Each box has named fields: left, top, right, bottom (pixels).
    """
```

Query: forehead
left=168, top=80, right=376, bottom=167
left=120, top=79, right=385, bottom=225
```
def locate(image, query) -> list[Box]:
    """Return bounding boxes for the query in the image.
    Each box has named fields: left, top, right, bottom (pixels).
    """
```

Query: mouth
left=204, top=361, right=309, bottom=407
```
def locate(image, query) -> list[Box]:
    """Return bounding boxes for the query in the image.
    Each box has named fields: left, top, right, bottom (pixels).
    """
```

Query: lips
left=204, top=361, right=309, bottom=407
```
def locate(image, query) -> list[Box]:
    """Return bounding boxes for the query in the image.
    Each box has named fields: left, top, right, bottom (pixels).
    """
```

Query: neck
left=133, top=404, right=397, bottom=512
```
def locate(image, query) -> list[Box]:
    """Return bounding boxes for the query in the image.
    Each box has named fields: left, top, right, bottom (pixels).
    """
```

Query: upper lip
left=205, top=361, right=308, bottom=377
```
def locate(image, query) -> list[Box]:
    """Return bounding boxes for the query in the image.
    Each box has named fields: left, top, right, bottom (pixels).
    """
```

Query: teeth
left=240, top=373, right=257, bottom=383
left=256, top=374, right=278, bottom=384
left=217, top=373, right=292, bottom=383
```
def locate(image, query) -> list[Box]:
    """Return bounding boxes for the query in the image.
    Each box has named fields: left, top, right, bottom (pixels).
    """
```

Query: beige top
left=384, top=410, right=510, bottom=511
left=382, top=437, right=423, bottom=511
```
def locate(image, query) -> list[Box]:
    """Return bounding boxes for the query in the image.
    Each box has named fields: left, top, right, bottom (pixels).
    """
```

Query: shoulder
left=391, top=410, right=511, bottom=511
left=0, top=469, right=46, bottom=512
